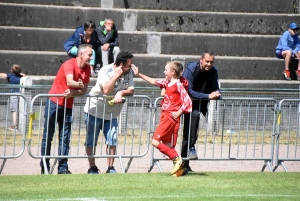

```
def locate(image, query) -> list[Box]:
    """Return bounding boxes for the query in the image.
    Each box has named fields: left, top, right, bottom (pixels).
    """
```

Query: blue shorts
left=84, top=112, right=118, bottom=147
left=276, top=51, right=296, bottom=59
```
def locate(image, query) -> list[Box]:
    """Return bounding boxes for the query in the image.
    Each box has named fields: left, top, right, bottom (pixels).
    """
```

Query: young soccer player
left=131, top=61, right=192, bottom=175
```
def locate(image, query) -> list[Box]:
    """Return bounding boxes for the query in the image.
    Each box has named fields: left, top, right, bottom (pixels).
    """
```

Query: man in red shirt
left=40, top=44, right=92, bottom=174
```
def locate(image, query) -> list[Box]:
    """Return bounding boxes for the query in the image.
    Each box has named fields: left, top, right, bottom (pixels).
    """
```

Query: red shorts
left=153, top=111, right=180, bottom=143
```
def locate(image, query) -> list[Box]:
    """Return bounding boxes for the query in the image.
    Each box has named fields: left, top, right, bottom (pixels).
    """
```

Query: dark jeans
left=181, top=110, right=200, bottom=162
left=40, top=99, right=73, bottom=172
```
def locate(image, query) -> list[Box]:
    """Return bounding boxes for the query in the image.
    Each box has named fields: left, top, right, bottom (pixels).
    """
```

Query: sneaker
left=88, top=166, right=100, bottom=174
left=41, top=167, right=50, bottom=174
left=58, top=170, right=72, bottom=174
left=171, top=157, right=182, bottom=174
left=90, top=71, right=98, bottom=78
left=172, top=166, right=188, bottom=177
left=283, top=70, right=291, bottom=80
left=296, top=70, right=300, bottom=81
left=9, top=125, right=17, bottom=131
left=188, top=147, right=198, bottom=160
left=106, top=166, right=117, bottom=174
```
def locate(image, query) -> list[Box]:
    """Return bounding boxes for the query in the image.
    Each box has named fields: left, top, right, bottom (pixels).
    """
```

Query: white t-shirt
left=84, top=64, right=134, bottom=119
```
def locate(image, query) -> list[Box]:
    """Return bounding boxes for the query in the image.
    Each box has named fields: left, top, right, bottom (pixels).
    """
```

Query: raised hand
left=131, top=64, right=139, bottom=76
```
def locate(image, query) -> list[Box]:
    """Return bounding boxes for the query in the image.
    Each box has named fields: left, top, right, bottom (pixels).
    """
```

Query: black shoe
left=106, top=166, right=117, bottom=174
left=88, top=166, right=100, bottom=174
left=184, top=165, right=194, bottom=172
left=58, top=170, right=72, bottom=174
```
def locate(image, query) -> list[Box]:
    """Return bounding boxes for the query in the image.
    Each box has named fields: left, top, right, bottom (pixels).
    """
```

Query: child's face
left=164, top=64, right=173, bottom=80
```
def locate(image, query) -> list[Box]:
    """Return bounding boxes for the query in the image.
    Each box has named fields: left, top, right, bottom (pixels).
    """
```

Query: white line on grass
left=13, top=194, right=299, bottom=201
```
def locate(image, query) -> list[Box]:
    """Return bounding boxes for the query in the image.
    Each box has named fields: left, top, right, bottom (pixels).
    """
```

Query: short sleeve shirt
left=84, top=64, right=134, bottom=119
left=7, top=74, right=23, bottom=93
left=49, top=58, right=90, bottom=108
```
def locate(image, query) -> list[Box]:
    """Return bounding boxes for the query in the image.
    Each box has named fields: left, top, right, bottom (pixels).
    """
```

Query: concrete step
left=0, top=50, right=294, bottom=80
left=0, top=0, right=297, bottom=13
left=0, top=3, right=298, bottom=34
left=0, top=27, right=279, bottom=57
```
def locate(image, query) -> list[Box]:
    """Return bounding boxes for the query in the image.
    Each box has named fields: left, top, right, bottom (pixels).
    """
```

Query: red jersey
left=49, top=58, right=90, bottom=108
left=155, top=76, right=192, bottom=113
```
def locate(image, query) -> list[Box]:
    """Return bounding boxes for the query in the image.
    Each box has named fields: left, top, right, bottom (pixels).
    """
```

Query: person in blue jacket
left=95, top=18, right=120, bottom=67
left=0, top=64, right=26, bottom=130
left=276, top=22, right=300, bottom=80
left=181, top=51, right=221, bottom=172
left=64, top=20, right=98, bottom=77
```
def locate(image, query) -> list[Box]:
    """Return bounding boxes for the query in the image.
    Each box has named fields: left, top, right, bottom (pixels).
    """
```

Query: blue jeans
left=40, top=99, right=73, bottom=172
left=84, top=113, right=118, bottom=147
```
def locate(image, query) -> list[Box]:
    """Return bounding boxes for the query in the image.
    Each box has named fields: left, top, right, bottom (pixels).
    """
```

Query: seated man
left=276, top=22, right=300, bottom=81
left=95, top=18, right=120, bottom=68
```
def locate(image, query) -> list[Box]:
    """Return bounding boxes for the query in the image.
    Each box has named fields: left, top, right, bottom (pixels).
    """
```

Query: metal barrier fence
left=273, top=99, right=300, bottom=172
left=148, top=97, right=277, bottom=173
left=27, top=94, right=152, bottom=174
left=1, top=84, right=300, bottom=174
left=0, top=93, right=27, bottom=174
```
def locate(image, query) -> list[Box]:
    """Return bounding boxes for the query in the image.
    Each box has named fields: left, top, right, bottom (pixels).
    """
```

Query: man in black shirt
left=181, top=51, right=221, bottom=171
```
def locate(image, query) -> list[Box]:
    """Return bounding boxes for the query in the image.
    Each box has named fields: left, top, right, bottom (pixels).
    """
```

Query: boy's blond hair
left=167, top=61, right=183, bottom=77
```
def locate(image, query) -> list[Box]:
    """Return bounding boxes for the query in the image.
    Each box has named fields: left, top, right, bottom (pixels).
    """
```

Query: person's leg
left=57, top=106, right=72, bottom=173
left=9, top=96, right=18, bottom=129
left=90, top=49, right=96, bottom=74
left=181, top=114, right=190, bottom=158
left=112, top=46, right=120, bottom=62
left=282, top=50, right=292, bottom=71
left=40, top=99, right=56, bottom=172
left=101, top=46, right=109, bottom=66
left=103, top=119, right=118, bottom=173
left=281, top=50, right=293, bottom=80
left=84, top=113, right=101, bottom=168
left=69, top=46, right=78, bottom=57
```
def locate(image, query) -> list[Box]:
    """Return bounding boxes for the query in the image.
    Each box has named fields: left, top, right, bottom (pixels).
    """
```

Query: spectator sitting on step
left=0, top=64, right=26, bottom=130
left=95, top=17, right=120, bottom=68
left=64, top=20, right=98, bottom=77
left=276, top=22, right=300, bottom=81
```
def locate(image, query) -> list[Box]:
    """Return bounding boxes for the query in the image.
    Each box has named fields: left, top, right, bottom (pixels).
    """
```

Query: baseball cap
left=289, top=22, right=299, bottom=30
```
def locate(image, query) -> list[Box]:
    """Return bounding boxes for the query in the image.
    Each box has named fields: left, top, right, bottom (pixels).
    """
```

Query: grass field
left=1, top=172, right=300, bottom=201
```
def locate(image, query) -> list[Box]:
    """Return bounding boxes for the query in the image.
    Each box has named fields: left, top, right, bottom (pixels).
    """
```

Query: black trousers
left=181, top=110, right=200, bottom=161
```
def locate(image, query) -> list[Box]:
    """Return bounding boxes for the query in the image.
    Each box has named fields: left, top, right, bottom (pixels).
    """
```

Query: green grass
left=1, top=172, right=300, bottom=200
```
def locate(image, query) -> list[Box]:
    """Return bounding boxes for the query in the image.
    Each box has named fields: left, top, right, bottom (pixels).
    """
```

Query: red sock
left=157, top=143, right=178, bottom=160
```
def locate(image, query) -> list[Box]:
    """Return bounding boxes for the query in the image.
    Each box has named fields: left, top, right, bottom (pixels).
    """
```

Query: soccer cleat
left=171, top=157, right=182, bottom=174
left=296, top=70, right=300, bottom=81
left=188, top=147, right=198, bottom=160
left=88, top=166, right=100, bottom=174
left=172, top=166, right=188, bottom=177
left=283, top=70, right=291, bottom=80
left=106, top=166, right=117, bottom=174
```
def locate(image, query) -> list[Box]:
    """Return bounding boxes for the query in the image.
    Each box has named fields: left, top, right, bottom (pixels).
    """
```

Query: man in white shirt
left=84, top=52, right=134, bottom=174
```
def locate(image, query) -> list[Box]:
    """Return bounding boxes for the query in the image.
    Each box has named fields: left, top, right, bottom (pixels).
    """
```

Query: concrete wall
left=0, top=0, right=300, bottom=84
